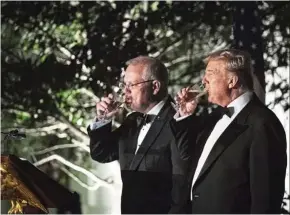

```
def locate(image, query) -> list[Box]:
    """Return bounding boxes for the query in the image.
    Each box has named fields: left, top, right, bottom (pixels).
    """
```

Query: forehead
left=206, top=60, right=227, bottom=73
left=124, top=64, right=146, bottom=82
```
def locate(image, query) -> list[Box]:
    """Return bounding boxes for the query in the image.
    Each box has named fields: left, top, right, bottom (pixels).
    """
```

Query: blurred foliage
left=1, top=1, right=234, bottom=157
left=1, top=1, right=289, bottom=211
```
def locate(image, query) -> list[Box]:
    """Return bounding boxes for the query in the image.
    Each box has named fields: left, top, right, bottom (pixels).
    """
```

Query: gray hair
left=204, top=49, right=254, bottom=90
left=126, top=56, right=168, bottom=96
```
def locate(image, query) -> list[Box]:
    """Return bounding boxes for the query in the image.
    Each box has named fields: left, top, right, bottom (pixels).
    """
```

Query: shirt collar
left=147, top=96, right=168, bottom=116
left=227, top=91, right=253, bottom=117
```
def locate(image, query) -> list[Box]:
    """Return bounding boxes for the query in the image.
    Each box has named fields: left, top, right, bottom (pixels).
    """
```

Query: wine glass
left=96, top=81, right=127, bottom=122
left=173, top=82, right=207, bottom=111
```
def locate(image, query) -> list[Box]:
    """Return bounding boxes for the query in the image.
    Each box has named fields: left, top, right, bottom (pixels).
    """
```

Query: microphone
left=10, top=129, right=26, bottom=139
left=1, top=129, right=26, bottom=139
left=10, top=129, right=19, bottom=134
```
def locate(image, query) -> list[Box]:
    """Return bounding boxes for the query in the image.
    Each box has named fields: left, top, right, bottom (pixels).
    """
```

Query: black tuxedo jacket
left=177, top=94, right=287, bottom=214
left=88, top=97, right=191, bottom=214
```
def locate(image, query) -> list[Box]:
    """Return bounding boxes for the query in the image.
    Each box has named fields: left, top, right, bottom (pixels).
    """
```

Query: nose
left=123, top=86, right=131, bottom=94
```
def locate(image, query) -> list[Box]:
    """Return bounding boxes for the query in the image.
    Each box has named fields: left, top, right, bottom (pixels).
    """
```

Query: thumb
left=106, top=109, right=119, bottom=118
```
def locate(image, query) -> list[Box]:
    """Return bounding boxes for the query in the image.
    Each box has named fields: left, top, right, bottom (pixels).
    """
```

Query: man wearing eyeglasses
left=87, top=56, right=191, bottom=214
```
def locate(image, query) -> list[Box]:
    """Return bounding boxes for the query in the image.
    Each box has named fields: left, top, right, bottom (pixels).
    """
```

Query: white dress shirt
left=89, top=97, right=168, bottom=154
left=135, top=98, right=167, bottom=153
left=190, top=91, right=253, bottom=200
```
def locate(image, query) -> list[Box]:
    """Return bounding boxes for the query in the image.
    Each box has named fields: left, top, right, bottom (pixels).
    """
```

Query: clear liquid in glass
left=97, top=82, right=127, bottom=121
left=173, top=82, right=207, bottom=111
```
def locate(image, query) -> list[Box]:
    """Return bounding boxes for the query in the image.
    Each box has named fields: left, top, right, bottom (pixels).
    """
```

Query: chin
left=130, top=104, right=140, bottom=112
left=124, top=103, right=131, bottom=111
left=207, top=95, right=213, bottom=103
left=129, top=105, right=136, bottom=111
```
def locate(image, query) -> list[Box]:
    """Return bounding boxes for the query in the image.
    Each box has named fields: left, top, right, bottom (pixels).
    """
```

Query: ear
left=228, top=75, right=239, bottom=89
left=152, top=80, right=161, bottom=95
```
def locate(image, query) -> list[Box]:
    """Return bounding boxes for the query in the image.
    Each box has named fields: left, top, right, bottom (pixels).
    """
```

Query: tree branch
left=149, top=23, right=199, bottom=58
left=32, top=143, right=89, bottom=155
left=33, top=154, right=112, bottom=188
left=60, top=167, right=101, bottom=191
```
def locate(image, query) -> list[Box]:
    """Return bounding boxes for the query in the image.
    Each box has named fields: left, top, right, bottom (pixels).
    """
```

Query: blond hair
left=204, top=49, right=254, bottom=90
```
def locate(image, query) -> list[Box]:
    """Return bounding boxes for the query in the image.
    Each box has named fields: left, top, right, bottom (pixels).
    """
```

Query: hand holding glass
left=174, top=82, right=207, bottom=114
left=96, top=82, right=126, bottom=122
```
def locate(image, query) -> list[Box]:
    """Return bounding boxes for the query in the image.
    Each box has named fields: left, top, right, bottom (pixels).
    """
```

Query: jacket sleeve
left=87, top=121, right=122, bottom=163
left=168, top=114, right=209, bottom=213
left=168, top=115, right=202, bottom=214
left=170, top=114, right=205, bottom=160
left=87, top=112, right=138, bottom=163
left=249, top=119, right=287, bottom=213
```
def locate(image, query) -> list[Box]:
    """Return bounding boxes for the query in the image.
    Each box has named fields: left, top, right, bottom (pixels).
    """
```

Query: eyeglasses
left=119, top=80, right=154, bottom=90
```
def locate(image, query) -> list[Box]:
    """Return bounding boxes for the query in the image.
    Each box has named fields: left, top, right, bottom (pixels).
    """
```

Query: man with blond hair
left=175, top=49, right=287, bottom=213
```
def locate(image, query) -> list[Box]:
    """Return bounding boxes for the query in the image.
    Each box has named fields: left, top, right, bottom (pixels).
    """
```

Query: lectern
left=1, top=130, right=80, bottom=214
left=1, top=155, right=79, bottom=214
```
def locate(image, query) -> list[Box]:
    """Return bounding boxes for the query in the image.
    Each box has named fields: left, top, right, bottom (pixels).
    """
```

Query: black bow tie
left=136, top=114, right=156, bottom=127
left=216, top=106, right=234, bottom=118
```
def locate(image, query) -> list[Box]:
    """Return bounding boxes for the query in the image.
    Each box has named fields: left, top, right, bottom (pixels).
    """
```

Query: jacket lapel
left=188, top=113, right=220, bottom=180
left=195, top=113, right=220, bottom=151
left=193, top=99, right=254, bottom=187
left=129, top=98, right=175, bottom=170
left=120, top=113, right=144, bottom=169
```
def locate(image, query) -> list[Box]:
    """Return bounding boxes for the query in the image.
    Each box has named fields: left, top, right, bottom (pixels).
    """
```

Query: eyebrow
left=206, top=69, right=214, bottom=72
left=123, top=80, right=134, bottom=84
left=206, top=69, right=218, bottom=73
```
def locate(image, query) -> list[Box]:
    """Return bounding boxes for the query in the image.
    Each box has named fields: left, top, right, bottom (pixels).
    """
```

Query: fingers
left=96, top=96, right=113, bottom=113
left=175, top=87, right=190, bottom=102
left=96, top=102, right=107, bottom=117
left=96, top=94, right=119, bottom=118
left=106, top=109, right=119, bottom=119
left=175, top=87, right=198, bottom=117
left=108, top=93, right=114, bottom=99
left=101, top=96, right=112, bottom=104
left=179, top=101, right=197, bottom=116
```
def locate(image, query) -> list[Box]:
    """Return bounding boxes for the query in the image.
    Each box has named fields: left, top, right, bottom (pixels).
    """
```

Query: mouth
left=125, top=97, right=132, bottom=104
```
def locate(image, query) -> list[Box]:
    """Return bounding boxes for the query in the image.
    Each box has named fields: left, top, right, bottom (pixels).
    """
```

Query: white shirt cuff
left=90, top=119, right=111, bottom=130
left=174, top=112, right=192, bottom=122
